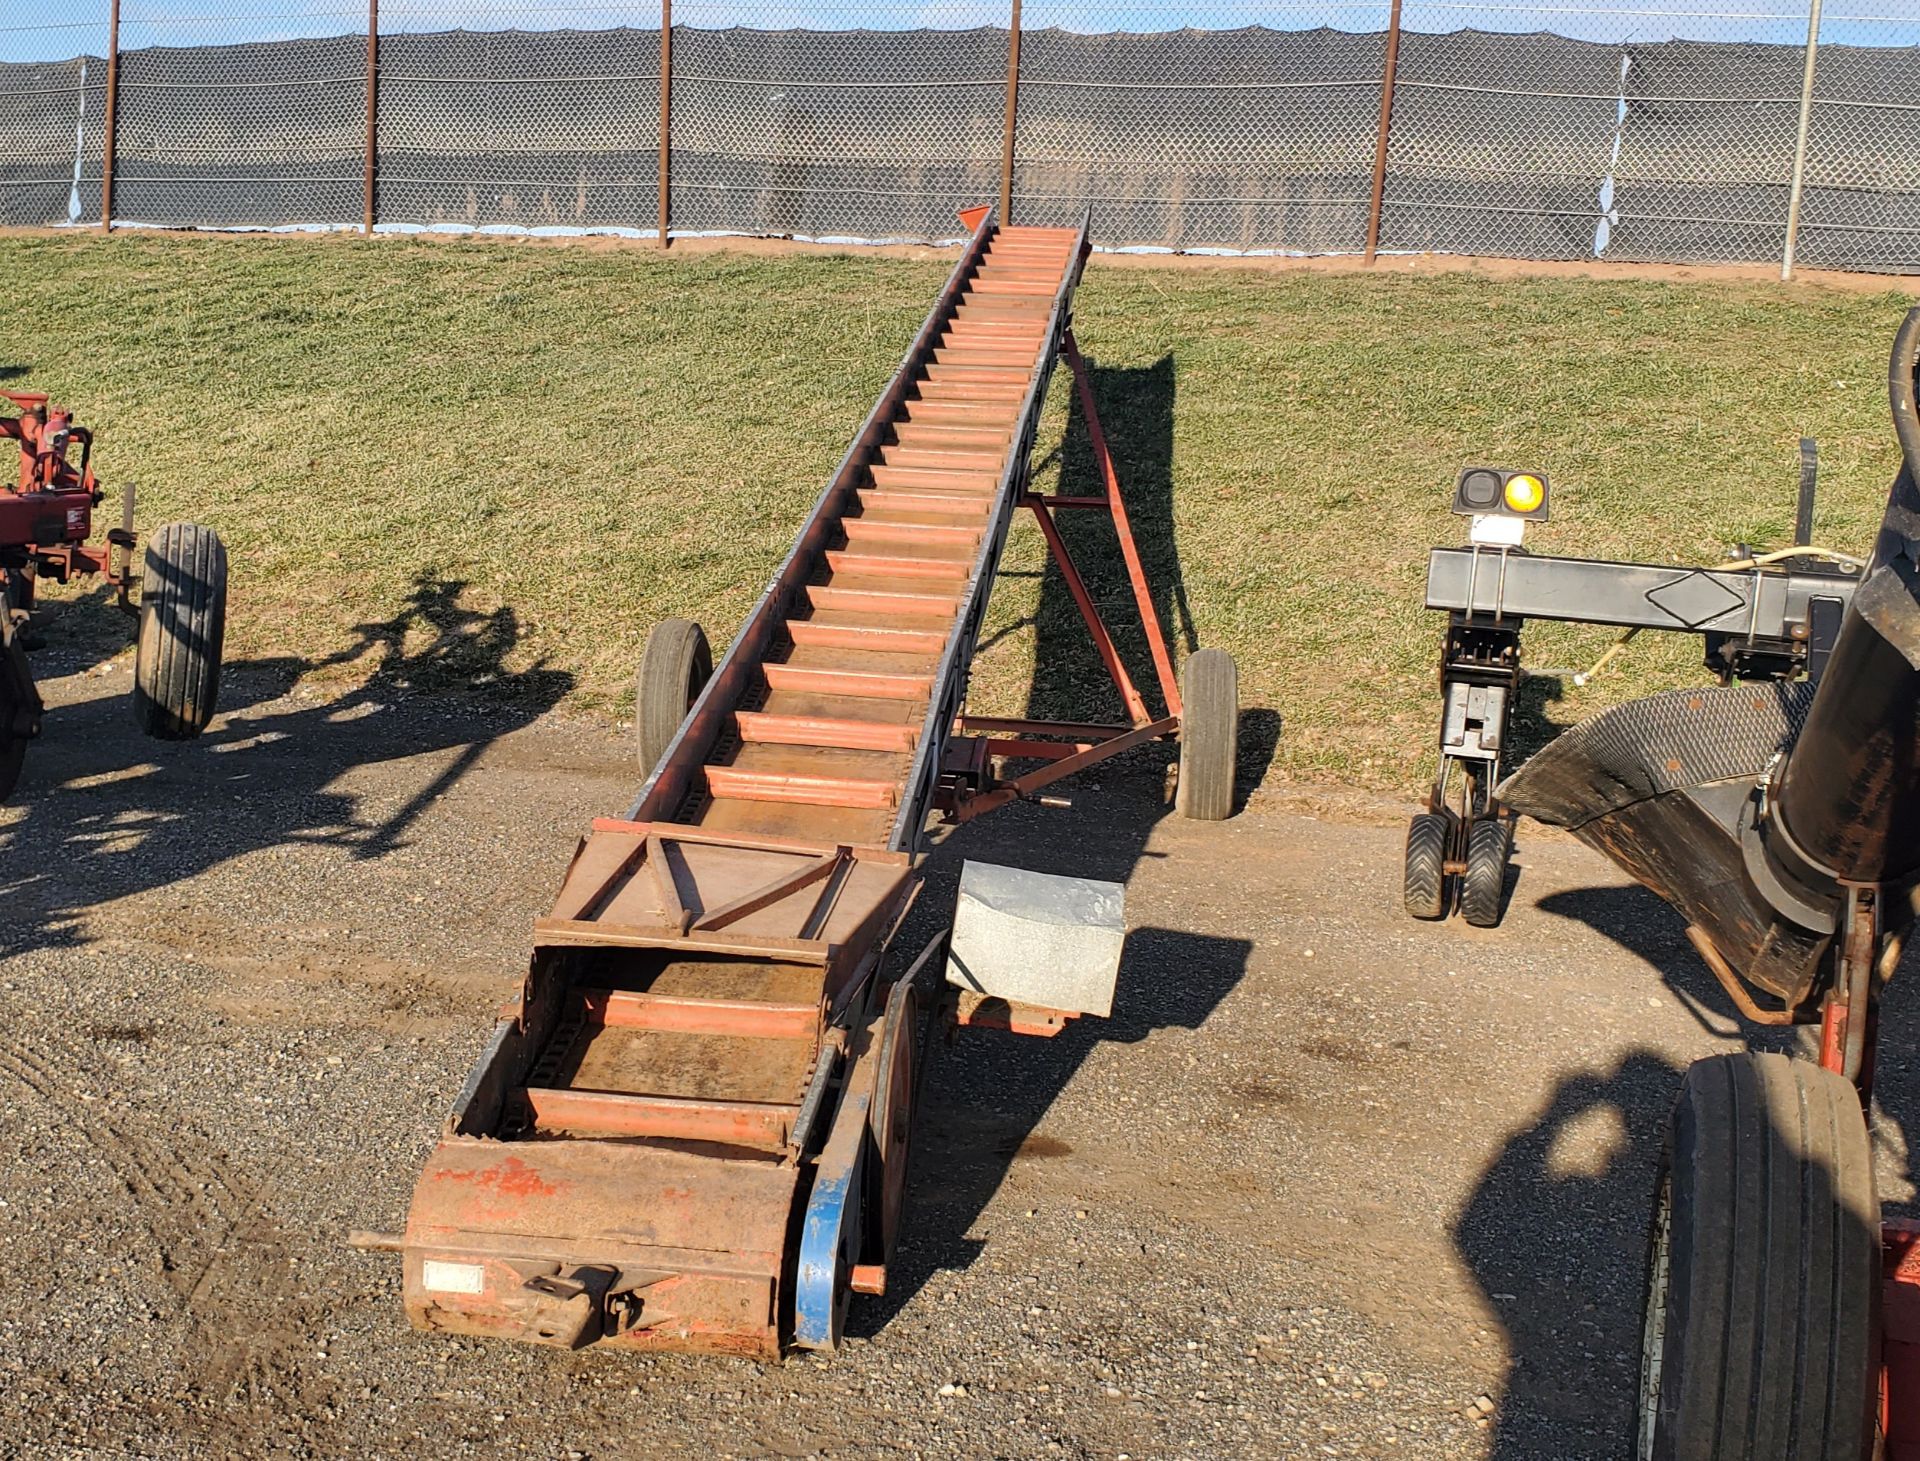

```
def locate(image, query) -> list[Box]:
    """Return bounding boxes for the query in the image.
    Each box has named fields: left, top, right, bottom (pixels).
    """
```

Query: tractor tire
left=1637, top=1052, right=1879, bottom=1461
left=1403, top=813, right=1450, bottom=920
left=1459, top=817, right=1510, bottom=928
left=132, top=522, right=227, bottom=741
left=1175, top=648, right=1238, bottom=821
left=635, top=618, right=712, bottom=778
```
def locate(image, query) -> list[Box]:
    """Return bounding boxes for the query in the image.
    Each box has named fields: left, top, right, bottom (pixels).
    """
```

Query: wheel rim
left=1637, top=1173, right=1673, bottom=1461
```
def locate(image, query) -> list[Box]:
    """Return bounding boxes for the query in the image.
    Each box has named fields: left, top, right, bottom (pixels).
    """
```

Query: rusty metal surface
left=1886, top=1219, right=1920, bottom=1459
left=401, top=209, right=1197, bottom=1359
left=1, top=390, right=140, bottom=799
left=623, top=209, right=1086, bottom=852
left=402, top=1138, right=797, bottom=1358
left=537, top=821, right=909, bottom=954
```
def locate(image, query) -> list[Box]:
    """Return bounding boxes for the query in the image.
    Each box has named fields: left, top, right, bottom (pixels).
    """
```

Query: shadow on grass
left=0, top=572, right=571, bottom=958
left=1024, top=353, right=1191, bottom=729
left=1505, top=672, right=1573, bottom=773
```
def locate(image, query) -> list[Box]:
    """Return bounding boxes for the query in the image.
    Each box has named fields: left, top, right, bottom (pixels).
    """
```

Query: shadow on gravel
left=848, top=352, right=1258, bottom=1330
left=1470, top=881, right=1920, bottom=1453
left=1539, top=881, right=1920, bottom=1077
left=851, top=781, right=1254, bottom=1334
left=1456, top=1048, right=1685, bottom=1459
left=0, top=574, right=571, bottom=957
left=1536, top=883, right=1743, bottom=1038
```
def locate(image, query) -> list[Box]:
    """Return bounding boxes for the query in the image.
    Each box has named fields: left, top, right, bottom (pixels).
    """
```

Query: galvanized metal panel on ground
left=945, top=859, right=1124, bottom=1018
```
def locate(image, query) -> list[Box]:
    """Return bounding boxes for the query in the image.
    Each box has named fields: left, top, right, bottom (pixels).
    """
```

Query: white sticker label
left=1468, top=513, right=1526, bottom=548
left=421, top=1259, right=486, bottom=1295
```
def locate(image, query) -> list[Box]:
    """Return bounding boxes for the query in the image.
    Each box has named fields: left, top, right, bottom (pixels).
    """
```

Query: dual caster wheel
left=1403, top=812, right=1510, bottom=925
left=1638, top=1052, right=1879, bottom=1460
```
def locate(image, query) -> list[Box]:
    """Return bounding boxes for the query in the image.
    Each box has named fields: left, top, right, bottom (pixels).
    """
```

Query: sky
left=1, top=0, right=1914, bottom=64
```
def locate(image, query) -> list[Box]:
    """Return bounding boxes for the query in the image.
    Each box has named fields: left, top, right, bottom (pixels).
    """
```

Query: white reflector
left=421, top=1259, right=486, bottom=1295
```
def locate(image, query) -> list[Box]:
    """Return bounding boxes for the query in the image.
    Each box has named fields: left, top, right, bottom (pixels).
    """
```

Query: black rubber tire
left=1403, top=813, right=1450, bottom=920
left=132, top=522, right=227, bottom=741
left=1459, top=816, right=1511, bottom=928
left=1637, top=1052, right=1879, bottom=1461
left=635, top=618, right=712, bottom=778
left=1175, top=648, right=1238, bottom=821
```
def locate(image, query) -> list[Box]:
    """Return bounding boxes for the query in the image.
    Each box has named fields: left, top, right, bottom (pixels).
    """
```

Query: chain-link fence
left=113, top=1, right=366, bottom=229
left=5, top=0, right=1918, bottom=271
left=0, top=4, right=109, bottom=228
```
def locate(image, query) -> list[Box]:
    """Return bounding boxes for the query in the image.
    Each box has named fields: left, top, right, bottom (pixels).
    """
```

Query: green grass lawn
left=4, top=231, right=1913, bottom=795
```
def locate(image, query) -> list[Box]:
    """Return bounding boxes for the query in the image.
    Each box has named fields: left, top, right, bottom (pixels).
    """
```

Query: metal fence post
left=658, top=0, right=672, bottom=248
left=1781, top=0, right=1824, bottom=280
left=100, top=0, right=122, bottom=232
left=363, top=0, right=378, bottom=235
left=999, top=0, right=1022, bottom=226
left=1363, top=0, right=1404, bottom=264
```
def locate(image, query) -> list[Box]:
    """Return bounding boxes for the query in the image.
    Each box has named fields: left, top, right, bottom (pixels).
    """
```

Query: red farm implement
left=354, top=207, right=1241, bottom=1356
left=1, top=389, right=228, bottom=800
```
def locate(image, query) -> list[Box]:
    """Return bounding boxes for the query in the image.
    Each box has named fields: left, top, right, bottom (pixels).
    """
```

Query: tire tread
left=1647, top=1052, right=1877, bottom=1461
left=132, top=521, right=226, bottom=740
left=1175, top=648, right=1238, bottom=821
left=1459, top=817, right=1509, bottom=927
left=1403, top=813, right=1448, bottom=920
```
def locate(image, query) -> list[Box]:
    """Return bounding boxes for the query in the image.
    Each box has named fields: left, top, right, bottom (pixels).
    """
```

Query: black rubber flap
left=1498, top=680, right=1816, bottom=830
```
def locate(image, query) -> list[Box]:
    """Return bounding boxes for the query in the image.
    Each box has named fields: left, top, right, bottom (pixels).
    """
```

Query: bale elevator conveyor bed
left=364, top=207, right=1240, bottom=1359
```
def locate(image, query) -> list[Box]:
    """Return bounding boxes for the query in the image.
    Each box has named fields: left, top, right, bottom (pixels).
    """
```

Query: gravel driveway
left=3, top=641, right=1915, bottom=1460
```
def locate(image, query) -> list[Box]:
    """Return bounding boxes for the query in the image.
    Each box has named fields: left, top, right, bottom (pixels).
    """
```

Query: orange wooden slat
left=580, top=988, right=820, bottom=1039
left=823, top=549, right=969, bottom=581
left=519, top=1087, right=795, bottom=1147
left=703, top=765, right=901, bottom=809
left=763, top=661, right=936, bottom=698
left=784, top=619, right=949, bottom=654
left=844, top=514, right=983, bottom=537
left=735, top=710, right=920, bottom=753
left=804, top=584, right=960, bottom=618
